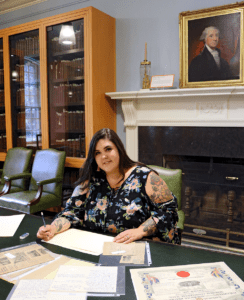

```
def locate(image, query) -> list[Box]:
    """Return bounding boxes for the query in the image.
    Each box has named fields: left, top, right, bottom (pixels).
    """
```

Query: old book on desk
left=43, top=228, right=114, bottom=255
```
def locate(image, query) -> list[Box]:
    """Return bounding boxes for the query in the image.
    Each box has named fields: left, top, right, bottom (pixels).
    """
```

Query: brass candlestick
left=140, top=42, right=151, bottom=89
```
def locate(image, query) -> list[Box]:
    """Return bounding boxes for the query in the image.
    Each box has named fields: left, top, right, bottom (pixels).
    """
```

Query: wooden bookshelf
left=0, top=6, right=116, bottom=169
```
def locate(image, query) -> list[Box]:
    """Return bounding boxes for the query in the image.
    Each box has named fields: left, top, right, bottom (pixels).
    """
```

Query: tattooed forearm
left=52, top=217, right=71, bottom=233
left=149, top=173, right=173, bottom=203
left=141, top=218, right=157, bottom=236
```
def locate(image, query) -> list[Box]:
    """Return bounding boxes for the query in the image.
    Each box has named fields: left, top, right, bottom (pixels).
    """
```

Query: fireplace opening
left=139, top=126, right=244, bottom=250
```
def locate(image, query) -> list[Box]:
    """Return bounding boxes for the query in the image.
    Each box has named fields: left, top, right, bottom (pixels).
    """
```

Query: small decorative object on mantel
left=150, top=74, right=175, bottom=90
left=140, top=42, right=151, bottom=89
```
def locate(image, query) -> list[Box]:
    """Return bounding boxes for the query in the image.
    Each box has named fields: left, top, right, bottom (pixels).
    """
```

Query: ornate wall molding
left=197, top=101, right=227, bottom=119
left=106, top=86, right=244, bottom=160
left=121, top=99, right=137, bottom=127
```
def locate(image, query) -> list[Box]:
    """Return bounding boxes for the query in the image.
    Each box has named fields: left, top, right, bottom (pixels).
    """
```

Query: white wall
left=0, top=0, right=234, bottom=144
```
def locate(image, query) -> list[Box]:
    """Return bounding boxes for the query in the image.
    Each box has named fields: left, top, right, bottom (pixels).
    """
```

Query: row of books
left=0, top=113, right=6, bottom=130
left=17, top=112, right=25, bottom=130
left=51, top=29, right=84, bottom=53
left=55, top=110, right=84, bottom=132
left=11, top=36, right=39, bottom=58
left=55, top=138, right=85, bottom=157
left=52, top=83, right=84, bottom=105
left=49, top=58, right=84, bottom=80
left=0, top=90, right=4, bottom=106
left=0, top=69, right=3, bottom=85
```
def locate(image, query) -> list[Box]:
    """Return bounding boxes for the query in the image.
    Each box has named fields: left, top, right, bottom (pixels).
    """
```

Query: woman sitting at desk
left=37, top=128, right=180, bottom=244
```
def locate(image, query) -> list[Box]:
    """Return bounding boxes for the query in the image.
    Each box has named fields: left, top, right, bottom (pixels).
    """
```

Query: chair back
left=1, top=147, right=33, bottom=189
left=148, top=165, right=182, bottom=210
left=29, top=149, right=66, bottom=197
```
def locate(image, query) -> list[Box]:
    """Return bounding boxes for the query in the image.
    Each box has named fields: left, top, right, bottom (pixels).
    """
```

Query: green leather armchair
left=0, top=149, right=66, bottom=214
left=0, top=147, right=33, bottom=197
left=148, top=165, right=185, bottom=234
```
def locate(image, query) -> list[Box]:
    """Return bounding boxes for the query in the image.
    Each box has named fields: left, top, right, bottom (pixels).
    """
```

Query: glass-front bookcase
left=47, top=19, right=85, bottom=158
left=0, top=38, right=6, bottom=153
left=0, top=6, right=116, bottom=169
left=9, top=30, right=41, bottom=152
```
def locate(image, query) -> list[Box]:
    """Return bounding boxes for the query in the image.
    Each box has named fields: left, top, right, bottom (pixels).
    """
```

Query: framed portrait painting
left=179, top=2, right=244, bottom=88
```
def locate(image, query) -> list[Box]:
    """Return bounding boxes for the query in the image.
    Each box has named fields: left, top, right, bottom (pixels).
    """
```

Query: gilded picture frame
left=179, top=2, right=244, bottom=88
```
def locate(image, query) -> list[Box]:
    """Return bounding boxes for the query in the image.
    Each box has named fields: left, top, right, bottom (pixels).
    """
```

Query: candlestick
left=145, top=42, right=147, bottom=61
left=140, top=42, right=151, bottom=89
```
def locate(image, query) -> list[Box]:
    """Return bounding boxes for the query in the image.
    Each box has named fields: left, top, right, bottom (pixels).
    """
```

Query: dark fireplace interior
left=139, top=126, right=244, bottom=249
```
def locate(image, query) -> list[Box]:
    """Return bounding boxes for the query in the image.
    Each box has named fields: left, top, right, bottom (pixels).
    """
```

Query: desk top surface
left=1, top=208, right=244, bottom=300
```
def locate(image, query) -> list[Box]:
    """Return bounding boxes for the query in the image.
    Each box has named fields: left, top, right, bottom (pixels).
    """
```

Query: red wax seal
left=176, top=271, right=190, bottom=277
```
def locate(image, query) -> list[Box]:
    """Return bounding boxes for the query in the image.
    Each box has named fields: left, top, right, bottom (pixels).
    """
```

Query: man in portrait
left=188, top=26, right=232, bottom=82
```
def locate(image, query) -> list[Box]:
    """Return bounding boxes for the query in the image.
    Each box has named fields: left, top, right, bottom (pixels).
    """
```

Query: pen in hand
left=41, top=212, right=46, bottom=227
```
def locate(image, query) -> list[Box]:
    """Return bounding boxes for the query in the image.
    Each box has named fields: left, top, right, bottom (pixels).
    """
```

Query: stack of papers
left=99, top=241, right=152, bottom=266
left=7, top=266, right=122, bottom=300
left=0, top=243, right=54, bottom=275
left=1, top=254, right=96, bottom=284
left=103, top=241, right=146, bottom=264
left=43, top=228, right=114, bottom=255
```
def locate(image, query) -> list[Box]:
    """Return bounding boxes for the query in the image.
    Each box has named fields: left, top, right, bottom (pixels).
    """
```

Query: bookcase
left=0, top=6, right=116, bottom=169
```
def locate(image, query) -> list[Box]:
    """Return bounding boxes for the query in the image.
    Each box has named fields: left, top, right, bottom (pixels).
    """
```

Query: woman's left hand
left=113, top=228, right=145, bottom=244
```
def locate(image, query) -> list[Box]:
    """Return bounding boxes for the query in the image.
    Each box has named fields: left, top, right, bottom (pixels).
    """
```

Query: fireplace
left=139, top=126, right=244, bottom=243
left=106, top=86, right=244, bottom=250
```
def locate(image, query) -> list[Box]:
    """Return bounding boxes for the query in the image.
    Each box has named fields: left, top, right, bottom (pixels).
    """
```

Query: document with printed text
left=49, top=265, right=118, bottom=293
left=130, top=261, right=244, bottom=300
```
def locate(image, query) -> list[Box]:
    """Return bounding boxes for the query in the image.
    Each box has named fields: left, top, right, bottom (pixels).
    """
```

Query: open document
left=43, top=228, right=114, bottom=255
left=0, top=243, right=54, bottom=275
left=6, top=279, right=87, bottom=300
left=130, top=261, right=244, bottom=300
left=0, top=214, right=25, bottom=237
left=48, top=265, right=125, bottom=296
left=49, top=265, right=118, bottom=293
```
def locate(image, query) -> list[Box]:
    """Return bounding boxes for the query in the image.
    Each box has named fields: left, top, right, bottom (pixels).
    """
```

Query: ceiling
left=0, top=0, right=47, bottom=15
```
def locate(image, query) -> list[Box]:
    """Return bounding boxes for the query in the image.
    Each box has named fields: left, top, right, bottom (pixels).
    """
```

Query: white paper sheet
left=44, top=228, right=114, bottom=255
left=49, top=265, right=118, bottom=293
left=7, top=279, right=87, bottom=300
left=130, top=261, right=244, bottom=300
left=0, top=214, right=25, bottom=237
left=47, top=291, right=87, bottom=300
left=7, top=279, right=52, bottom=300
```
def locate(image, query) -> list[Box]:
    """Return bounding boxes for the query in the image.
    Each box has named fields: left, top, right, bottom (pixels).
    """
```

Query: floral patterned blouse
left=55, top=166, right=180, bottom=244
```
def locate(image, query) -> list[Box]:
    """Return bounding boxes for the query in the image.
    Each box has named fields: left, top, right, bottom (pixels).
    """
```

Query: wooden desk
left=1, top=208, right=244, bottom=300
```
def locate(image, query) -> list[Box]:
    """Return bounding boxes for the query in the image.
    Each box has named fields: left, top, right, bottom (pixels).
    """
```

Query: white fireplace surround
left=106, top=86, right=244, bottom=161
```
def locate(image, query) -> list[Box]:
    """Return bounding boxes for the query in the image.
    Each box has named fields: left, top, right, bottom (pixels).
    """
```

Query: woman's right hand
left=37, top=224, right=57, bottom=241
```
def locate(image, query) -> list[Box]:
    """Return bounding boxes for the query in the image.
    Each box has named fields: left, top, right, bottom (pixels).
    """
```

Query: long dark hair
left=76, top=128, right=146, bottom=189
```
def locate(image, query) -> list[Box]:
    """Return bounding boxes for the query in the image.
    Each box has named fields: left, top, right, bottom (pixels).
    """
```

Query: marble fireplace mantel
left=106, top=86, right=244, bottom=161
